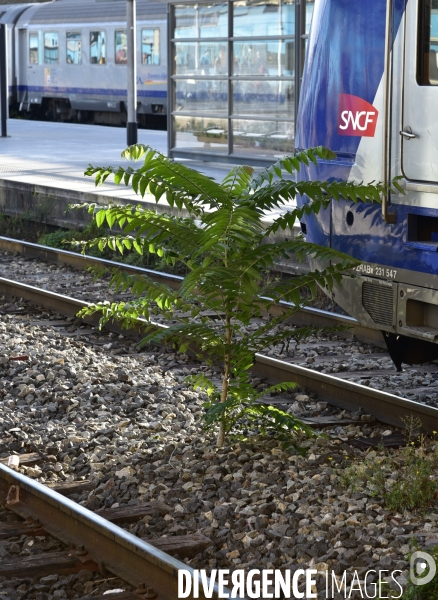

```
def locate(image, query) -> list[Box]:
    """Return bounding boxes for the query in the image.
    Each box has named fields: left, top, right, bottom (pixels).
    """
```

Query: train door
left=402, top=0, right=438, bottom=182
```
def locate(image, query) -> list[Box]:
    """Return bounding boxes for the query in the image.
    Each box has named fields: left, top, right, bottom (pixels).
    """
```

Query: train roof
left=16, top=0, right=167, bottom=26
left=0, top=3, right=29, bottom=24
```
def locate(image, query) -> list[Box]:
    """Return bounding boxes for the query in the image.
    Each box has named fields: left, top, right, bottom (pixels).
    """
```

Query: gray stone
left=77, top=570, right=93, bottom=583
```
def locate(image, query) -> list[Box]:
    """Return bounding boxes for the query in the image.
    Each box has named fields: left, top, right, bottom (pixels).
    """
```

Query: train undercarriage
left=16, top=98, right=166, bottom=130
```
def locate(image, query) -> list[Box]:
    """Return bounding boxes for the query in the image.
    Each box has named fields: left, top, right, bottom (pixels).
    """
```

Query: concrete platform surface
left=0, top=120, right=298, bottom=250
left=0, top=119, right=237, bottom=200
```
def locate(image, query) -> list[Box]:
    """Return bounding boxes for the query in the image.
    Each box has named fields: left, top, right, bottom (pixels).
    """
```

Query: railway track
left=0, top=461, right=227, bottom=600
left=0, top=239, right=248, bottom=598
left=0, top=236, right=383, bottom=346
left=2, top=237, right=438, bottom=596
left=1, top=236, right=438, bottom=433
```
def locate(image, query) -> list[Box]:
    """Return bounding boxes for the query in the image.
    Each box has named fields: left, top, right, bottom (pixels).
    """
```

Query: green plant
left=76, top=144, right=399, bottom=448
left=0, top=208, right=48, bottom=242
left=38, top=228, right=75, bottom=249
left=39, top=219, right=188, bottom=274
left=38, top=220, right=109, bottom=254
left=341, top=419, right=438, bottom=512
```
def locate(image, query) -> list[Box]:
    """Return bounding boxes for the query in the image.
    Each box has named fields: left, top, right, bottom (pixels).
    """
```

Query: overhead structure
left=126, top=0, right=138, bottom=145
left=0, top=24, right=7, bottom=138
left=167, top=0, right=311, bottom=166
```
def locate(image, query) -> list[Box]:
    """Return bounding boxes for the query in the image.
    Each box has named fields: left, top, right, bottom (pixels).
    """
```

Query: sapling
left=77, top=145, right=400, bottom=447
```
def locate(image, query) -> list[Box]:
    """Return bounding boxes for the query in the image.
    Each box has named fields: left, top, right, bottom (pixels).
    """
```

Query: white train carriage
left=9, top=0, right=167, bottom=128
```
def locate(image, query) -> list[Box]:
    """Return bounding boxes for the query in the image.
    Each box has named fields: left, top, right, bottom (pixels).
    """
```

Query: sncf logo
left=338, top=94, right=378, bottom=137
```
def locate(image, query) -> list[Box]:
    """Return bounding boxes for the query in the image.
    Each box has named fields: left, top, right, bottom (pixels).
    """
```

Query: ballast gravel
left=0, top=298, right=437, bottom=599
left=5, top=251, right=438, bottom=408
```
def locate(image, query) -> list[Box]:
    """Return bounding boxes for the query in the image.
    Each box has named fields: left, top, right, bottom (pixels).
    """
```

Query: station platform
left=0, top=120, right=301, bottom=271
left=0, top=119, right=235, bottom=192
left=0, top=120, right=233, bottom=223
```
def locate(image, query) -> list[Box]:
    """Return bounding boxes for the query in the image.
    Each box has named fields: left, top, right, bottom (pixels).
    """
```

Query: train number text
left=354, top=264, right=397, bottom=279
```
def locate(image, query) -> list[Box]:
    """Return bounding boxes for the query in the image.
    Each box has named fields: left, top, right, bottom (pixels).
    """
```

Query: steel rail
left=0, top=235, right=383, bottom=345
left=0, top=464, right=244, bottom=600
left=1, top=276, right=438, bottom=433
left=253, top=354, right=438, bottom=433
left=0, top=276, right=165, bottom=339
left=0, top=236, right=182, bottom=290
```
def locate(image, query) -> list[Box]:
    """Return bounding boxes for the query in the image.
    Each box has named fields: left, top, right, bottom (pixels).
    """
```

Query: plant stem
left=217, top=313, right=231, bottom=447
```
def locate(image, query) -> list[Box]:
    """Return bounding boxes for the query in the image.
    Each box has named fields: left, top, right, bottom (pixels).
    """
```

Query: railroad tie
left=0, top=550, right=98, bottom=578
left=147, top=533, right=213, bottom=559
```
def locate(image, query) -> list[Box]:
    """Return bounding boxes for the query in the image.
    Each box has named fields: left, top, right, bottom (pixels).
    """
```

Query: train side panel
left=13, top=0, right=167, bottom=127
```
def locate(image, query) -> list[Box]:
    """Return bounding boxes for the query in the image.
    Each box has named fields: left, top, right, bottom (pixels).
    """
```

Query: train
left=0, top=0, right=168, bottom=128
left=296, top=0, right=438, bottom=370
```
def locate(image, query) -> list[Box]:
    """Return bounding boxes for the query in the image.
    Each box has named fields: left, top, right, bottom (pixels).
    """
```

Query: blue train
left=296, top=0, right=438, bottom=369
left=0, top=0, right=167, bottom=128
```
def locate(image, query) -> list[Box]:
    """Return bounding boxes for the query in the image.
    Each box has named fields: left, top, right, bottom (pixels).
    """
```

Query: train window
left=29, top=33, right=39, bottom=65
left=66, top=33, right=81, bottom=65
left=90, top=31, right=106, bottom=65
left=418, top=0, right=438, bottom=84
left=141, top=29, right=160, bottom=65
left=44, top=32, right=58, bottom=64
left=115, top=30, right=127, bottom=64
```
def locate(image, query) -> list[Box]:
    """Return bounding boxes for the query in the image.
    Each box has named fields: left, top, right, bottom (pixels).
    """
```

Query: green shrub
left=76, top=144, right=399, bottom=447
left=341, top=421, right=438, bottom=513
